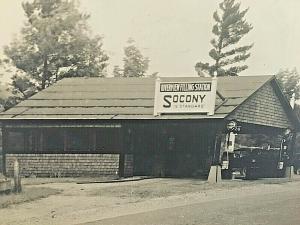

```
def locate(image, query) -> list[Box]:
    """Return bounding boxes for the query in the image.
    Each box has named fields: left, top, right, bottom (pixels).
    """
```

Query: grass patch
left=87, top=179, right=246, bottom=199
left=21, top=177, right=116, bottom=185
left=88, top=178, right=293, bottom=200
left=0, top=186, right=61, bottom=208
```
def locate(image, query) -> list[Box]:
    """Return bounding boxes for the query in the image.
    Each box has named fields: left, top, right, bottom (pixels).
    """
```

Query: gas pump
left=278, top=128, right=292, bottom=172
left=221, top=120, right=241, bottom=178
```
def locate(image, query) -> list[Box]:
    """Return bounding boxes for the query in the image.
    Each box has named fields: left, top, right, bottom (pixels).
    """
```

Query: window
left=27, top=130, right=39, bottom=152
left=66, top=128, right=90, bottom=151
left=96, top=128, right=121, bottom=153
left=43, top=129, right=64, bottom=152
left=7, top=130, right=25, bottom=153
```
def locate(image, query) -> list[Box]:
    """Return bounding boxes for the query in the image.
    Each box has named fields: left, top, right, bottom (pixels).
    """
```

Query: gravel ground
left=0, top=176, right=299, bottom=225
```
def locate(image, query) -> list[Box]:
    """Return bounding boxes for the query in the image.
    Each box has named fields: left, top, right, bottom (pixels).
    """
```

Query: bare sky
left=0, top=0, right=300, bottom=79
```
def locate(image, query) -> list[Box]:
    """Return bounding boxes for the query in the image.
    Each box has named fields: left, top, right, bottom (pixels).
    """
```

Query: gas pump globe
left=226, top=120, right=237, bottom=132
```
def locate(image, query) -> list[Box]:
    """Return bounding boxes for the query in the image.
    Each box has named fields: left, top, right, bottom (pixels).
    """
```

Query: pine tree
left=4, top=0, right=109, bottom=91
left=195, top=0, right=253, bottom=76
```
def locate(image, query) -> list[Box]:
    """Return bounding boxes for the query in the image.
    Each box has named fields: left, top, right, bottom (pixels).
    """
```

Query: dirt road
left=85, top=184, right=300, bottom=225
left=0, top=178, right=299, bottom=225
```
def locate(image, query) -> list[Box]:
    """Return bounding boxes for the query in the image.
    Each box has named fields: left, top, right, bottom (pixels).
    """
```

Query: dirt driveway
left=0, top=178, right=299, bottom=225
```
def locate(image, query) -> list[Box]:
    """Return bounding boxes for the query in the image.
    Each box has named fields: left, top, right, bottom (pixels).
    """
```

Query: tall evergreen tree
left=195, top=0, right=253, bottom=76
left=4, top=0, right=109, bottom=91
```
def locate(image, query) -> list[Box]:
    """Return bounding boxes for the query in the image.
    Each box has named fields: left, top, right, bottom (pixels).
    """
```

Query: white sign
left=225, top=133, right=236, bottom=153
left=154, top=77, right=217, bottom=116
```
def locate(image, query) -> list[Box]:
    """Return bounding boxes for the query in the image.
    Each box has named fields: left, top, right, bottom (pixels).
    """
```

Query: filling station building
left=0, top=75, right=298, bottom=178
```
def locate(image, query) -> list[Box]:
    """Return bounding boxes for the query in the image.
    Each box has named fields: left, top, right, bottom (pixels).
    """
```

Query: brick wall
left=5, top=154, right=120, bottom=177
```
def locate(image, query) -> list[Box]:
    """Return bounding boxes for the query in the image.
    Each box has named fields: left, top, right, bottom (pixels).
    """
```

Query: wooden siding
left=227, top=83, right=293, bottom=129
left=2, top=120, right=223, bottom=178
left=0, top=155, right=2, bottom=173
left=123, top=154, right=134, bottom=177
left=5, top=154, right=119, bottom=177
left=127, top=120, right=222, bottom=177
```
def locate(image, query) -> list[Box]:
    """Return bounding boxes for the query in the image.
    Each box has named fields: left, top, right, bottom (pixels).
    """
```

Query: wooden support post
left=92, top=130, right=96, bottom=151
left=118, top=154, right=125, bottom=178
left=13, top=159, right=22, bottom=193
left=39, top=129, right=44, bottom=152
left=283, top=131, right=297, bottom=179
left=63, top=130, right=68, bottom=152
left=289, top=131, right=297, bottom=175
left=118, top=126, right=126, bottom=178
left=2, top=128, right=8, bottom=176
left=208, top=132, right=223, bottom=183
left=212, top=132, right=223, bottom=166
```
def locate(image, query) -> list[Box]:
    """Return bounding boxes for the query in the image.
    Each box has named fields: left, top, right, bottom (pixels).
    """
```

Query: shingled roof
left=0, top=75, right=274, bottom=120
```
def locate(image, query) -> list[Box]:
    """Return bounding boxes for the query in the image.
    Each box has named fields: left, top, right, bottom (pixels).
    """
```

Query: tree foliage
left=0, top=75, right=11, bottom=111
left=195, top=0, right=253, bottom=76
left=0, top=58, right=38, bottom=109
left=115, top=39, right=149, bottom=78
left=123, top=39, right=149, bottom=77
left=10, top=74, right=37, bottom=99
left=4, top=0, right=109, bottom=92
left=276, top=68, right=300, bottom=100
left=112, top=65, right=123, bottom=78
